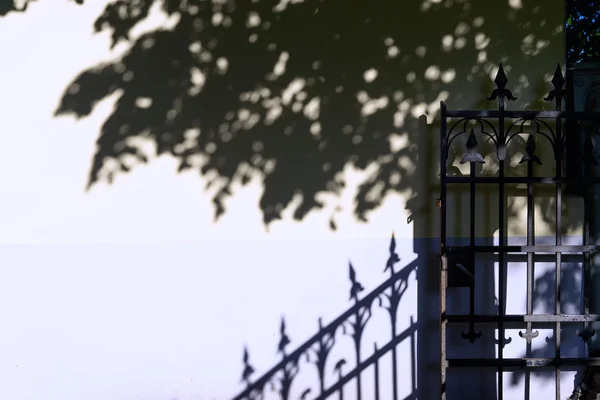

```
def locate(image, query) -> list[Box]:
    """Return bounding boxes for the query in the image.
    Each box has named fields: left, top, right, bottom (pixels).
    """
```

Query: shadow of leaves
left=50, top=0, right=559, bottom=227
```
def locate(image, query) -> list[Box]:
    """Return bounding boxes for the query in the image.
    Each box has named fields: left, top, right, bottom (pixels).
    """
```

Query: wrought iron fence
left=440, top=63, right=600, bottom=400
left=230, top=233, right=417, bottom=400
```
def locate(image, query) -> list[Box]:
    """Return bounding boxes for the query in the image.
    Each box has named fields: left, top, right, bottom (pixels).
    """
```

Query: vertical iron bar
left=498, top=100, right=506, bottom=400
left=525, top=158, right=534, bottom=400
left=374, top=343, right=380, bottom=400
left=470, top=162, right=476, bottom=248
left=554, top=96, right=563, bottom=400
left=440, top=102, right=448, bottom=400
left=440, top=102, right=448, bottom=251
left=584, top=133, right=591, bottom=327
left=469, top=161, right=476, bottom=325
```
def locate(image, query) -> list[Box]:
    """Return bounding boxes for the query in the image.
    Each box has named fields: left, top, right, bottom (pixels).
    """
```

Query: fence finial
left=519, top=135, right=542, bottom=165
left=544, top=63, right=566, bottom=106
left=487, top=63, right=517, bottom=108
left=460, top=129, right=485, bottom=164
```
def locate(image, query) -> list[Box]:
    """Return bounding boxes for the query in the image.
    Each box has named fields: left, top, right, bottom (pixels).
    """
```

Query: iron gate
left=439, top=64, right=600, bottom=400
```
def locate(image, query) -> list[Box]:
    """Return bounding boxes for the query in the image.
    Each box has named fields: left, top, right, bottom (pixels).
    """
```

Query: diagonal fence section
left=230, top=233, right=417, bottom=400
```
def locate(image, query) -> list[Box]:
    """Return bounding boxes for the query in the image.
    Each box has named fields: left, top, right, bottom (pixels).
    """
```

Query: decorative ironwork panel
left=440, top=63, right=600, bottom=400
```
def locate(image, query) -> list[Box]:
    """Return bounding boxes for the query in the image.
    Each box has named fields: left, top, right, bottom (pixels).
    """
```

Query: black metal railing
left=230, top=233, right=417, bottom=400
left=440, top=63, right=600, bottom=400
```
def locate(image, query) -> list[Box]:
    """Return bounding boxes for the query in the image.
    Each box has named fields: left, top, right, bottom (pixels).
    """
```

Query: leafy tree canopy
left=567, top=0, right=600, bottom=63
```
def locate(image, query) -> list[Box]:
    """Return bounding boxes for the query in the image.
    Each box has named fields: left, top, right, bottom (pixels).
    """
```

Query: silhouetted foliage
left=567, top=0, right=600, bottom=63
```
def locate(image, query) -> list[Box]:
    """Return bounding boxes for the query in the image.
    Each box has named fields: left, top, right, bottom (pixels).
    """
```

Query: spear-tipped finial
left=487, top=63, right=517, bottom=105
left=544, top=63, right=566, bottom=104
left=466, top=129, right=477, bottom=149
left=460, top=129, right=485, bottom=164
left=494, top=63, right=508, bottom=89
left=519, top=134, right=542, bottom=165
left=551, top=63, right=566, bottom=88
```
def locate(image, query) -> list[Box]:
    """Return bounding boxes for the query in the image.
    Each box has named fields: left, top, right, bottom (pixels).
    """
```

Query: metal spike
left=466, top=129, right=478, bottom=150
left=487, top=64, right=517, bottom=103
left=551, top=63, right=565, bottom=89
left=494, top=64, right=508, bottom=89
left=460, top=129, right=485, bottom=164
left=519, top=134, right=542, bottom=164
left=544, top=63, right=566, bottom=103
left=525, top=134, right=536, bottom=156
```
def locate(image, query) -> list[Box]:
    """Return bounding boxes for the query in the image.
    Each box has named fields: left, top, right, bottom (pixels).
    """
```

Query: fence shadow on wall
left=231, top=233, right=418, bottom=400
